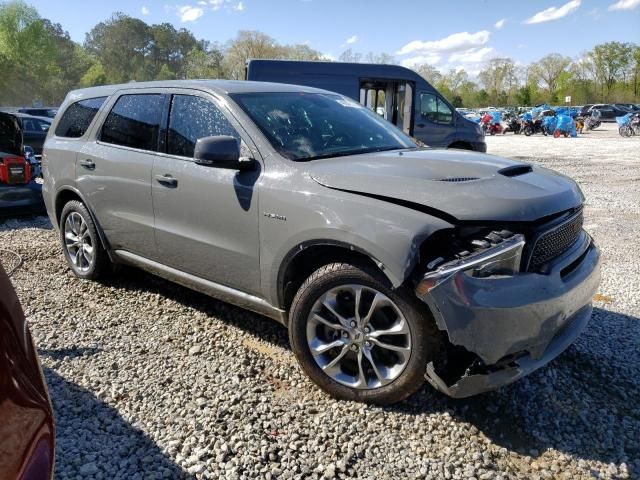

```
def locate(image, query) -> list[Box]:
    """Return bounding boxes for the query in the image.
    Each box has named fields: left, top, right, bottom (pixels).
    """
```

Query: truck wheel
left=289, top=262, right=439, bottom=405
left=59, top=201, right=109, bottom=280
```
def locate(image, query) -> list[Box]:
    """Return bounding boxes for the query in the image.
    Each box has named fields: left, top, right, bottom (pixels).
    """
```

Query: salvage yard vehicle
left=246, top=60, right=487, bottom=153
left=0, top=112, right=45, bottom=217
left=16, top=113, right=51, bottom=157
left=43, top=80, right=600, bottom=404
left=0, top=261, right=55, bottom=479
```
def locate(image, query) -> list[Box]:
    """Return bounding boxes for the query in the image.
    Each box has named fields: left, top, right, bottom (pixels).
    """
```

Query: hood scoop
left=438, top=177, right=480, bottom=183
left=498, top=164, right=533, bottom=177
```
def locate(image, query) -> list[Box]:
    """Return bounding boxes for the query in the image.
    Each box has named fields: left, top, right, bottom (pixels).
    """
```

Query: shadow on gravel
left=96, top=268, right=640, bottom=474
left=100, top=266, right=291, bottom=349
left=0, top=214, right=52, bottom=231
left=390, top=307, right=639, bottom=475
left=38, top=346, right=101, bottom=360
left=44, top=366, right=190, bottom=479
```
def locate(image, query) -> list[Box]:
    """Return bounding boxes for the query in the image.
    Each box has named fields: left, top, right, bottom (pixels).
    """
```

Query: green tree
left=515, top=85, right=532, bottom=106
left=411, top=63, right=442, bottom=85
left=223, top=30, right=322, bottom=79
left=478, top=58, right=518, bottom=106
left=529, top=53, right=572, bottom=102
left=0, top=1, right=57, bottom=105
left=84, top=13, right=154, bottom=83
left=80, top=61, right=107, bottom=87
left=184, top=45, right=224, bottom=79
left=589, top=41, right=634, bottom=99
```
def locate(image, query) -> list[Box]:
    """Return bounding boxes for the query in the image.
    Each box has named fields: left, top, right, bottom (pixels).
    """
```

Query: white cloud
left=494, top=18, right=506, bottom=29
left=346, top=35, right=358, bottom=45
left=141, top=6, right=150, bottom=15
left=178, top=5, right=204, bottom=22
left=524, top=0, right=581, bottom=24
left=449, top=47, right=495, bottom=64
left=233, top=1, right=244, bottom=11
left=608, top=0, right=640, bottom=10
left=396, top=30, right=491, bottom=56
left=400, top=53, right=442, bottom=68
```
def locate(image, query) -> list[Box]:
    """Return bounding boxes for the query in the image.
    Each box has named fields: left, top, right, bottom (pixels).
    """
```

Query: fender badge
left=264, top=212, right=287, bottom=221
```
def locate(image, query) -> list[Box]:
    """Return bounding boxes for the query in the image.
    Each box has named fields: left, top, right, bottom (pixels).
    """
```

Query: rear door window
left=101, top=94, right=164, bottom=151
left=55, top=97, right=106, bottom=138
left=167, top=95, right=240, bottom=158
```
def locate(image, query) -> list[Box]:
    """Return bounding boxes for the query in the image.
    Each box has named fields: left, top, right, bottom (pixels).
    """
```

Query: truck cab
left=246, top=59, right=486, bottom=152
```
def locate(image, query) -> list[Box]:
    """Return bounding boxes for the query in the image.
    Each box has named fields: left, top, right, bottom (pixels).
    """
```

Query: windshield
left=230, top=92, right=416, bottom=161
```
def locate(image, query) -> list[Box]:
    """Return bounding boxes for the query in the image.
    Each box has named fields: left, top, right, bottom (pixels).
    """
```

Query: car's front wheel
left=289, top=262, right=438, bottom=405
left=60, top=200, right=109, bottom=280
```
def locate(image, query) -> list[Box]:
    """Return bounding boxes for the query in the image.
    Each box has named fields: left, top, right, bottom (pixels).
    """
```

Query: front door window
left=419, top=93, right=453, bottom=125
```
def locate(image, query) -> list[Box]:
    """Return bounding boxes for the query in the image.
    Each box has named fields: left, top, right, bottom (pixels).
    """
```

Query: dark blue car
left=246, top=59, right=486, bottom=152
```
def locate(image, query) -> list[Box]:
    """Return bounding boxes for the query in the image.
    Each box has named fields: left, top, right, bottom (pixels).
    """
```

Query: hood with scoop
left=307, top=148, right=583, bottom=223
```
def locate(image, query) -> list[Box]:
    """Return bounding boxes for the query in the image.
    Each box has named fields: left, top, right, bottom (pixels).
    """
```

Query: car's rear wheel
left=60, top=201, right=108, bottom=280
left=289, top=262, right=438, bottom=405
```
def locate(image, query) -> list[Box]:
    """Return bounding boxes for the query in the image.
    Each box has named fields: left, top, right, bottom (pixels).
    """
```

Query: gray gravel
left=1, top=123, right=638, bottom=479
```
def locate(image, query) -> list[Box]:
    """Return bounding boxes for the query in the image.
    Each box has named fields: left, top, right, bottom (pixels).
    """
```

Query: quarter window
left=55, top=97, right=106, bottom=138
left=167, top=95, right=240, bottom=158
left=101, top=94, right=164, bottom=151
left=419, top=93, right=453, bottom=125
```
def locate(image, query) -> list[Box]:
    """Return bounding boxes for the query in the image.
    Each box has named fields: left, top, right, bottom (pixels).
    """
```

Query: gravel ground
left=1, top=122, right=638, bottom=479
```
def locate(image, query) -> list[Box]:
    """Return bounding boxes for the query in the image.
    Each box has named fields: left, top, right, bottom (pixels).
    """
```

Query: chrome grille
left=529, top=211, right=583, bottom=270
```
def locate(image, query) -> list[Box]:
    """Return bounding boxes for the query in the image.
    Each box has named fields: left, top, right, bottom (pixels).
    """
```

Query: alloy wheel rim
left=64, top=212, right=94, bottom=272
left=306, top=284, right=411, bottom=390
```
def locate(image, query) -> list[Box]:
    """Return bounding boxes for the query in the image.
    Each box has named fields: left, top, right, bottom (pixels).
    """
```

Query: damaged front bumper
left=416, top=230, right=601, bottom=398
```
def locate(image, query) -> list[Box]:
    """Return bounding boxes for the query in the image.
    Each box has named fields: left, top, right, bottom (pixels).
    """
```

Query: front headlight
left=416, top=232, right=525, bottom=297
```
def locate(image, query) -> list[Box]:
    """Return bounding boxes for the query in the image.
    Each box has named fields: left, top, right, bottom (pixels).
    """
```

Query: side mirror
left=194, top=135, right=254, bottom=171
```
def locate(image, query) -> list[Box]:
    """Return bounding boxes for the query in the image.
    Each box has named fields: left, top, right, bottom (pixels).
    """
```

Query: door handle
left=155, top=174, right=178, bottom=188
left=79, top=159, right=95, bottom=169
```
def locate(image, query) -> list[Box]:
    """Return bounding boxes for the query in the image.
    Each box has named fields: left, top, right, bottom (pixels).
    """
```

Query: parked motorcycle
left=502, top=114, right=521, bottom=134
left=522, top=117, right=544, bottom=136
left=480, top=113, right=503, bottom=135
left=584, top=109, right=602, bottom=131
left=618, top=113, right=640, bottom=137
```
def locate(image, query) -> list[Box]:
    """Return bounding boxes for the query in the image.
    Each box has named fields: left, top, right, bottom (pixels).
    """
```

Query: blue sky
left=28, top=0, right=640, bottom=74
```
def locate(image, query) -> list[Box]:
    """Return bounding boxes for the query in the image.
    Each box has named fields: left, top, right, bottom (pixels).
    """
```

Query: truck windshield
left=230, top=92, right=416, bottom=161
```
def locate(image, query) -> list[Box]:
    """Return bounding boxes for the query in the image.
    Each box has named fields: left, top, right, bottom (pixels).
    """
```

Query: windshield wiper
left=300, top=146, right=404, bottom=161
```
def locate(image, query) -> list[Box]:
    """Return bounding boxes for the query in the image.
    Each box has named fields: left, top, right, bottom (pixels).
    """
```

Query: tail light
left=0, top=156, right=31, bottom=185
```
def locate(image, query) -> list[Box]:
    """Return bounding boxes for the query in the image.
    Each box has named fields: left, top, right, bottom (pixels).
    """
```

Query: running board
left=113, top=250, right=287, bottom=325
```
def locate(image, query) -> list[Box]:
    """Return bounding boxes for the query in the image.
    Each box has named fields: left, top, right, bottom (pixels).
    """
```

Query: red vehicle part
left=0, top=262, right=55, bottom=479
left=0, top=156, right=31, bottom=185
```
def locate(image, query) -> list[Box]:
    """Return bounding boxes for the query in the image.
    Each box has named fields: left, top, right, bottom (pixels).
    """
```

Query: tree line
left=415, top=45, right=640, bottom=108
left=1, top=0, right=638, bottom=108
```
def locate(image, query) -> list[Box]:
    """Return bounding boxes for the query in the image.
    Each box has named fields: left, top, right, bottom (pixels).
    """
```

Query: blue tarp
left=555, top=114, right=577, bottom=137
left=616, top=113, right=633, bottom=126
left=490, top=111, right=501, bottom=123
left=553, top=107, right=579, bottom=118
left=530, top=104, right=551, bottom=118
left=543, top=116, right=557, bottom=133
left=520, top=112, right=532, bottom=121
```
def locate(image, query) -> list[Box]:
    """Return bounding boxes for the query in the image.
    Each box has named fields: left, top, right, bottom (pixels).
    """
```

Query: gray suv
left=43, top=81, right=601, bottom=404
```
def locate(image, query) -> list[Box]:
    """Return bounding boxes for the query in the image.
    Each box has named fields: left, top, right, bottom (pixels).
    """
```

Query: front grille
left=528, top=210, right=583, bottom=270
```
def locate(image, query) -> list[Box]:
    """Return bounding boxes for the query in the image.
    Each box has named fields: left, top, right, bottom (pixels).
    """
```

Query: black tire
left=59, top=200, right=109, bottom=280
left=288, top=262, right=439, bottom=405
